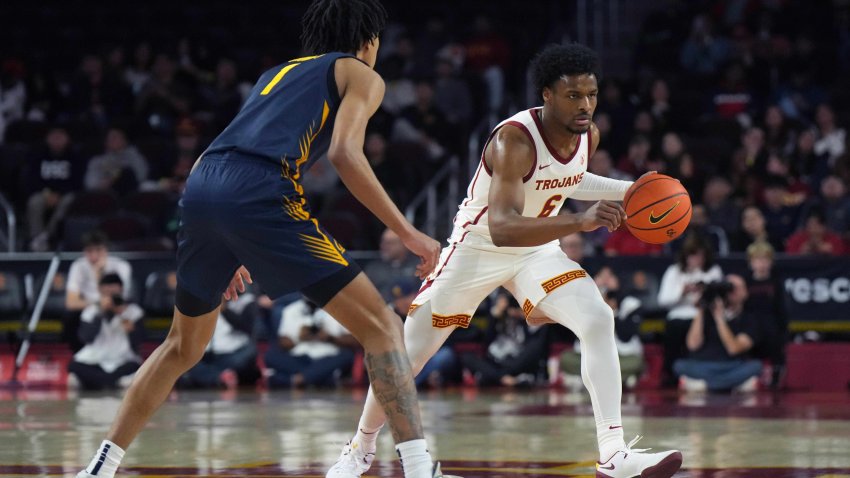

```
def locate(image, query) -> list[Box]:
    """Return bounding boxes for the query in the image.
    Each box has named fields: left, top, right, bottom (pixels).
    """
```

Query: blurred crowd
left=2, top=0, right=850, bottom=393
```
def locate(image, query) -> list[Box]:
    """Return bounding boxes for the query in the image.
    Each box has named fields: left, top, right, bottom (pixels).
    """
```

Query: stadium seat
left=66, top=191, right=120, bottom=218
left=97, top=213, right=150, bottom=243
left=122, top=190, right=177, bottom=229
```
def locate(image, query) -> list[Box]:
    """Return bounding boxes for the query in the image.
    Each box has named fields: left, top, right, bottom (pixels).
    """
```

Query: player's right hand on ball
left=581, top=200, right=627, bottom=232
left=401, top=230, right=441, bottom=279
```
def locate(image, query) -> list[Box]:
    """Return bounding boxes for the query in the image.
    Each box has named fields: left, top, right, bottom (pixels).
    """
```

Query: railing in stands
left=404, top=156, right=460, bottom=239
left=0, top=192, right=16, bottom=253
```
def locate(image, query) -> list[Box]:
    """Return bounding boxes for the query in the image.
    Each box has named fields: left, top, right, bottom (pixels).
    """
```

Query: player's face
left=543, top=73, right=598, bottom=134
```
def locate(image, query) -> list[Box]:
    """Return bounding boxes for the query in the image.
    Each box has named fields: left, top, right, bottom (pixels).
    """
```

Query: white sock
left=353, top=424, right=382, bottom=453
left=395, top=439, right=434, bottom=478
left=83, top=440, right=125, bottom=477
left=597, top=419, right=626, bottom=462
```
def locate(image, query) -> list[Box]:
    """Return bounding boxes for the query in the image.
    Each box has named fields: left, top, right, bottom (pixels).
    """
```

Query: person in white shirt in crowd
left=178, top=295, right=260, bottom=389
left=263, top=296, right=359, bottom=388
left=67, top=274, right=144, bottom=390
left=657, top=233, right=723, bottom=387
left=64, top=231, right=132, bottom=352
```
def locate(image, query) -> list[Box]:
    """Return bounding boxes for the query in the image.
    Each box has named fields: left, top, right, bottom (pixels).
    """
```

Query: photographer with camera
left=67, top=273, right=145, bottom=390
left=263, top=295, right=358, bottom=388
left=673, top=274, right=762, bottom=393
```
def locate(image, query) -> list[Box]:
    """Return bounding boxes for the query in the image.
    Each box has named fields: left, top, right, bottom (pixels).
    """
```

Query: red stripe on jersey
left=480, top=120, right=536, bottom=178
left=421, top=205, right=488, bottom=294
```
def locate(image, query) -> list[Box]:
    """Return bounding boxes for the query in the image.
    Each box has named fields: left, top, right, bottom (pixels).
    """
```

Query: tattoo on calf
left=365, top=350, right=424, bottom=443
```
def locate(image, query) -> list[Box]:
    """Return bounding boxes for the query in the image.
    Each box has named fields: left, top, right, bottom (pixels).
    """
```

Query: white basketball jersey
left=448, top=107, right=590, bottom=253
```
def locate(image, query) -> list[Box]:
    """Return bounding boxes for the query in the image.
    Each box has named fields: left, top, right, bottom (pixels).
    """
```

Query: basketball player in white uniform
left=328, top=44, right=683, bottom=478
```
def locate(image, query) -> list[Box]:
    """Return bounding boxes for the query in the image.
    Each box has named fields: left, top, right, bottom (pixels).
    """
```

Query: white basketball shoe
left=595, top=436, right=682, bottom=478
left=326, top=441, right=375, bottom=478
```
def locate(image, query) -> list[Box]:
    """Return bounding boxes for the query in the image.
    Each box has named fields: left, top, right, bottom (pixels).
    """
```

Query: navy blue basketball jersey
left=205, top=52, right=354, bottom=177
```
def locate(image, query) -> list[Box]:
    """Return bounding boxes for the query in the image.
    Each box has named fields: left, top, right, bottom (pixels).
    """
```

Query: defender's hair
left=530, top=43, right=600, bottom=98
left=301, top=0, right=388, bottom=54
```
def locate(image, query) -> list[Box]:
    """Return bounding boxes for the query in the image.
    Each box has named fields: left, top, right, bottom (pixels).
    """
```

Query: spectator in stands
left=363, top=228, right=419, bottom=301
left=157, top=118, right=203, bottom=193
left=390, top=277, right=457, bottom=388
left=463, top=15, right=510, bottom=114
left=178, top=296, right=260, bottom=389
left=460, top=289, right=546, bottom=388
left=67, top=273, right=144, bottom=390
left=123, top=42, right=152, bottom=95
left=616, top=134, right=652, bottom=178
left=679, top=14, right=730, bottom=77
left=392, top=79, right=454, bottom=162
left=199, top=58, right=244, bottom=133
left=702, top=176, right=741, bottom=239
left=657, top=234, right=723, bottom=386
left=587, top=149, right=632, bottom=181
left=0, top=58, right=27, bottom=144
left=604, top=227, right=663, bottom=257
left=561, top=285, right=644, bottom=391
left=785, top=206, right=845, bottom=255
left=762, top=105, right=795, bottom=155
left=790, top=128, right=829, bottom=188
left=744, top=241, right=787, bottom=389
left=135, top=53, right=194, bottom=134
left=84, top=127, right=149, bottom=195
left=65, top=231, right=132, bottom=352
left=25, top=126, right=85, bottom=251
left=263, top=296, right=358, bottom=388
left=674, top=274, right=762, bottom=393
left=66, top=54, right=132, bottom=127
left=813, top=103, right=846, bottom=163
left=433, top=56, right=473, bottom=130
left=801, top=175, right=850, bottom=240
left=760, top=176, right=801, bottom=250
left=731, top=206, right=773, bottom=253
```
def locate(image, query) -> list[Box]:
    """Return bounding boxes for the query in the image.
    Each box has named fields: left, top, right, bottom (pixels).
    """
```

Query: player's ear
left=541, top=86, right=551, bottom=104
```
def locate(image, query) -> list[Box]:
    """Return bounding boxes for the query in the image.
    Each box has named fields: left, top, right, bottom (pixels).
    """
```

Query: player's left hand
left=638, top=171, right=657, bottom=180
left=223, top=266, right=253, bottom=301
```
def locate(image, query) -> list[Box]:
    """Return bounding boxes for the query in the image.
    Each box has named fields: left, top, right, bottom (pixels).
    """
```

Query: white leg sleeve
left=535, top=277, right=626, bottom=461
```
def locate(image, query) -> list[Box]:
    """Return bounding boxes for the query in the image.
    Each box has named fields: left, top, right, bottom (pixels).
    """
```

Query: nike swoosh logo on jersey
left=608, top=425, right=622, bottom=429
left=648, top=201, right=680, bottom=224
left=538, top=163, right=552, bottom=170
left=597, top=463, right=616, bottom=470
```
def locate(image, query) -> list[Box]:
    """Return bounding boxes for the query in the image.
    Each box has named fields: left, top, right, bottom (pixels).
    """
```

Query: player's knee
left=161, top=335, right=207, bottom=370
left=350, top=307, right=403, bottom=351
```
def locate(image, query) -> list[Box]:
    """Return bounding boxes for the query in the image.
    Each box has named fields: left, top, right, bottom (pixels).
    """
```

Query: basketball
left=622, top=174, right=692, bottom=244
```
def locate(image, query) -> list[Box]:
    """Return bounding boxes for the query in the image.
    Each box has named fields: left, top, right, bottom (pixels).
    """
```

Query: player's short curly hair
left=530, top=43, right=600, bottom=98
left=301, top=0, right=388, bottom=55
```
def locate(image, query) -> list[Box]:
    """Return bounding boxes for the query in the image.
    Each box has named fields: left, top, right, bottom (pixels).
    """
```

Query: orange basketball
left=622, top=174, right=692, bottom=244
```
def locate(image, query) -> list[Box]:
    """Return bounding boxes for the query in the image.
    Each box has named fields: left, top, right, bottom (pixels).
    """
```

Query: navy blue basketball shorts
left=175, top=152, right=361, bottom=315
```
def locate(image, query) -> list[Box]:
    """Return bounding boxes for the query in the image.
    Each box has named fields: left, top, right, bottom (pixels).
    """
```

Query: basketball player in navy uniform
left=76, top=2, right=451, bottom=478
left=327, top=44, right=682, bottom=478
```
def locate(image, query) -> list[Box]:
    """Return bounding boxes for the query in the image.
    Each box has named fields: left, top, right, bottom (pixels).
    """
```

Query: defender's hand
left=223, top=266, right=253, bottom=301
left=580, top=200, right=627, bottom=232
left=401, top=230, right=441, bottom=280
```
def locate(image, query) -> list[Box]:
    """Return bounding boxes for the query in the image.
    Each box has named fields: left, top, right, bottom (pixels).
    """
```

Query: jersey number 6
left=538, top=194, right=563, bottom=217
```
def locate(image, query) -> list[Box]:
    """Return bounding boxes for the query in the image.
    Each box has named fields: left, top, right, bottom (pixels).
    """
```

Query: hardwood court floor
left=1, top=387, right=849, bottom=477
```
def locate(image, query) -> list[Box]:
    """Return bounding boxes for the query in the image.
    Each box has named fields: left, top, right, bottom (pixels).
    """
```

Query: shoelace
left=625, top=435, right=650, bottom=453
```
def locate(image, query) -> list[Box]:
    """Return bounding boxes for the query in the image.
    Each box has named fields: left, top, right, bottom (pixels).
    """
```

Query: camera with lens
left=111, top=294, right=125, bottom=307
left=700, top=281, right=734, bottom=304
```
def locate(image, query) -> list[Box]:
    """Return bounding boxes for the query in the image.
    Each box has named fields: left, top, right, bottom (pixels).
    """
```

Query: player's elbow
left=327, top=144, right=357, bottom=168
left=488, top=217, right=514, bottom=247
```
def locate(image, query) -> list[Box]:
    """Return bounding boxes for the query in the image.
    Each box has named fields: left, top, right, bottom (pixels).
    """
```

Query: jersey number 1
left=260, top=54, right=323, bottom=95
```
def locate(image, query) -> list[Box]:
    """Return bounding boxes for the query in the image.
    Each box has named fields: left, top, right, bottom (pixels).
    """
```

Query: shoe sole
left=640, top=451, right=683, bottom=478
left=595, top=451, right=683, bottom=478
